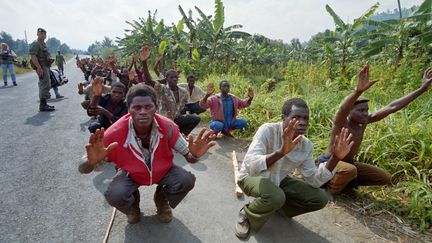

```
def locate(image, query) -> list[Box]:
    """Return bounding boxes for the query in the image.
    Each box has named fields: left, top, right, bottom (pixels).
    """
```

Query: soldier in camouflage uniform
left=29, top=28, right=55, bottom=112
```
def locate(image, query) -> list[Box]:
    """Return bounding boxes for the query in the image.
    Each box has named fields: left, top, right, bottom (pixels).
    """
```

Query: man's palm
left=333, top=127, right=354, bottom=160
left=85, top=128, right=118, bottom=165
left=141, top=46, right=151, bottom=61
left=207, top=83, right=215, bottom=95
left=188, top=128, right=216, bottom=158
left=357, top=64, right=378, bottom=92
left=92, top=77, right=104, bottom=96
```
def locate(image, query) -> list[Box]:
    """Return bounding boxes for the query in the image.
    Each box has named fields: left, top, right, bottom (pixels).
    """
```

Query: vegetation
left=111, top=0, right=432, bottom=231
left=0, top=31, right=77, bottom=55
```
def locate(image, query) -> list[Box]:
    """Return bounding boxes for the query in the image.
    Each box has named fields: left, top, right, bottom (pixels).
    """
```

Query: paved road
left=0, top=60, right=396, bottom=243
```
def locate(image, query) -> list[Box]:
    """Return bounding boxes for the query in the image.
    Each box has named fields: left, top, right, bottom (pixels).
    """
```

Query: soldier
left=29, top=28, right=55, bottom=112
left=55, top=51, right=66, bottom=75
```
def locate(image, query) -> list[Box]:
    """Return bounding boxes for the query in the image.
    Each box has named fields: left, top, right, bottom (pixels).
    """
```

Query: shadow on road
left=0, top=86, right=14, bottom=90
left=253, top=216, right=331, bottom=243
left=124, top=217, right=201, bottom=243
left=92, top=163, right=116, bottom=195
left=24, top=112, right=54, bottom=126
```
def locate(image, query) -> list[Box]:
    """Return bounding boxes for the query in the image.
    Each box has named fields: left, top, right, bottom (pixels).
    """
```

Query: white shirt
left=178, top=83, right=205, bottom=104
left=237, top=122, right=336, bottom=188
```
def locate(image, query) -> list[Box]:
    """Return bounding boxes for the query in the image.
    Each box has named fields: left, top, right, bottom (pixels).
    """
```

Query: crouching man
left=235, top=98, right=354, bottom=239
left=80, top=84, right=216, bottom=224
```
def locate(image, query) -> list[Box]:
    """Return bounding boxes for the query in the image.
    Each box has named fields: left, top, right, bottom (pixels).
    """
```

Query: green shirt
left=29, top=40, right=51, bottom=66
left=55, top=54, right=65, bottom=65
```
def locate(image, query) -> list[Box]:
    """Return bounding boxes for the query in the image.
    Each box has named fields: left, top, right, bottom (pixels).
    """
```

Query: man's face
left=349, top=102, right=369, bottom=124
left=129, top=96, right=157, bottom=129
left=1, top=44, right=6, bottom=50
left=166, top=71, right=179, bottom=87
left=282, top=105, right=309, bottom=137
left=187, top=77, right=195, bottom=88
left=37, top=32, right=46, bottom=40
left=220, top=81, right=230, bottom=95
left=110, top=87, right=125, bottom=104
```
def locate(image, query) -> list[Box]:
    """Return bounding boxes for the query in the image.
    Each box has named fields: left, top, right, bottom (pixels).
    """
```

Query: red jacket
left=199, top=94, right=250, bottom=122
left=103, top=113, right=180, bottom=185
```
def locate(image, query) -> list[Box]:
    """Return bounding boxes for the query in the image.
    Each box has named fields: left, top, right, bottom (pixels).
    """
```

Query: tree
left=46, top=37, right=61, bottom=53
left=325, top=3, right=380, bottom=76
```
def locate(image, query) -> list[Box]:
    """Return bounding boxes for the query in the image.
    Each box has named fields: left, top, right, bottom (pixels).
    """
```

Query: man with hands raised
left=200, top=80, right=254, bottom=137
left=81, top=84, right=216, bottom=224
left=234, top=98, right=354, bottom=239
left=321, top=65, right=432, bottom=197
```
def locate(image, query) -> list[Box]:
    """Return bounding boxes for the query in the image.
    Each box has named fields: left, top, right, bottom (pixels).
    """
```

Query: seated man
left=178, top=74, right=206, bottom=115
left=80, top=84, right=216, bottom=224
left=200, top=81, right=253, bottom=137
left=77, top=80, right=111, bottom=111
left=321, top=65, right=432, bottom=197
left=140, top=46, right=200, bottom=136
left=87, top=81, right=128, bottom=133
left=235, top=98, right=354, bottom=239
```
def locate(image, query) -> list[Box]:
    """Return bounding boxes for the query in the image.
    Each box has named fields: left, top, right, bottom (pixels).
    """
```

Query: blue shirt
left=222, top=95, right=234, bottom=130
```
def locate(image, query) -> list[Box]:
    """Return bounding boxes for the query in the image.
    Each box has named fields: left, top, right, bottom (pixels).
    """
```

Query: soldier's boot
left=39, top=99, right=55, bottom=112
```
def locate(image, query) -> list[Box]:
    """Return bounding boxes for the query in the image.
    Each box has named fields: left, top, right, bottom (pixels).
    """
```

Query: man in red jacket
left=81, top=83, right=216, bottom=224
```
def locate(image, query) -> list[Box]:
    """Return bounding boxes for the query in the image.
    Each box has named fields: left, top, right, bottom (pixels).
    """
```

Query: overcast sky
left=1, top=0, right=424, bottom=50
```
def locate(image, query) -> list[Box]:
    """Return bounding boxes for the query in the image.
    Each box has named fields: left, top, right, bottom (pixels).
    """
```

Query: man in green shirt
left=29, top=28, right=55, bottom=112
left=55, top=51, right=66, bottom=75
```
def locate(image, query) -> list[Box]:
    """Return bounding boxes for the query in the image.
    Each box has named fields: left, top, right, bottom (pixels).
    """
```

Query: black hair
left=354, top=99, right=369, bottom=106
left=219, top=80, right=229, bottom=88
left=165, top=69, right=177, bottom=77
left=187, top=74, right=195, bottom=80
left=126, top=83, right=158, bottom=108
left=110, top=81, right=126, bottom=93
left=281, top=98, right=308, bottom=116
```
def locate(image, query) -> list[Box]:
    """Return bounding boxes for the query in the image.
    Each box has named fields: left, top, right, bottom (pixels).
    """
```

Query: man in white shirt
left=235, top=98, right=354, bottom=239
left=178, top=74, right=206, bottom=115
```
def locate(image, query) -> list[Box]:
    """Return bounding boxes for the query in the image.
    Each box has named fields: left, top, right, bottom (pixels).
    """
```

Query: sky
left=1, top=0, right=424, bottom=50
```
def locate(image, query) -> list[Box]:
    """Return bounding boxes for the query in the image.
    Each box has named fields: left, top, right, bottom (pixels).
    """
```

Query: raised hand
left=421, top=67, right=432, bottom=90
left=78, top=82, right=84, bottom=94
left=247, top=87, right=254, bottom=99
left=128, top=70, right=136, bottom=81
left=188, top=128, right=216, bottom=158
left=279, top=119, right=302, bottom=155
left=85, top=128, right=118, bottom=165
left=332, top=127, right=354, bottom=160
left=206, top=83, right=215, bottom=96
left=140, top=46, right=151, bottom=61
left=356, top=64, right=379, bottom=93
left=92, top=76, right=104, bottom=96
left=132, top=53, right=138, bottom=63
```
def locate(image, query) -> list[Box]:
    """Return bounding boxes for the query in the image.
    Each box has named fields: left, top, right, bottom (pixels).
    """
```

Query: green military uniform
left=55, top=54, right=65, bottom=73
left=29, top=39, right=51, bottom=101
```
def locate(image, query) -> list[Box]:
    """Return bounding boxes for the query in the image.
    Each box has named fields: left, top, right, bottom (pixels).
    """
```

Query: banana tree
left=193, top=0, right=250, bottom=61
left=364, top=0, right=432, bottom=62
left=325, top=3, right=379, bottom=76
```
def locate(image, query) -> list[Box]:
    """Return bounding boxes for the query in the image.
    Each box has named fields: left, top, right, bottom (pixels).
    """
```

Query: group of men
left=25, top=27, right=430, bottom=239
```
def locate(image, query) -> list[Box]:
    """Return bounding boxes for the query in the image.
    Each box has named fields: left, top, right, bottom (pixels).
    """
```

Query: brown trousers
left=326, top=161, right=392, bottom=194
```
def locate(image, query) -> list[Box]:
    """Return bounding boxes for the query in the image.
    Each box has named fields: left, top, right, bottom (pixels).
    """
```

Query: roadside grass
left=192, top=58, right=432, bottom=232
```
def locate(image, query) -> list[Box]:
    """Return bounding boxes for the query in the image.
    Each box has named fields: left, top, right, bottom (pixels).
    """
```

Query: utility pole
left=24, top=30, right=28, bottom=54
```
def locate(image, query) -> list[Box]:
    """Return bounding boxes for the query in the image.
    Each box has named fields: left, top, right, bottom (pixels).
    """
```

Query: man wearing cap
left=29, top=28, right=55, bottom=112
left=320, top=65, right=432, bottom=198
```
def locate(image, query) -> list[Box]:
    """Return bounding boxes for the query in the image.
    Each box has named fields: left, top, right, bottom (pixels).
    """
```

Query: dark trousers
left=181, top=102, right=206, bottom=115
left=104, top=165, right=196, bottom=215
left=174, top=114, right=200, bottom=136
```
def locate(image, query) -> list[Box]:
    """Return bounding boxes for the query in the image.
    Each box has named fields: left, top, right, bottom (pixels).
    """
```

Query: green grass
left=192, top=56, right=432, bottom=231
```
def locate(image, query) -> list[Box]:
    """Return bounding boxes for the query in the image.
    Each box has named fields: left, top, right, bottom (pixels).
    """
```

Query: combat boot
left=39, top=99, right=55, bottom=112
